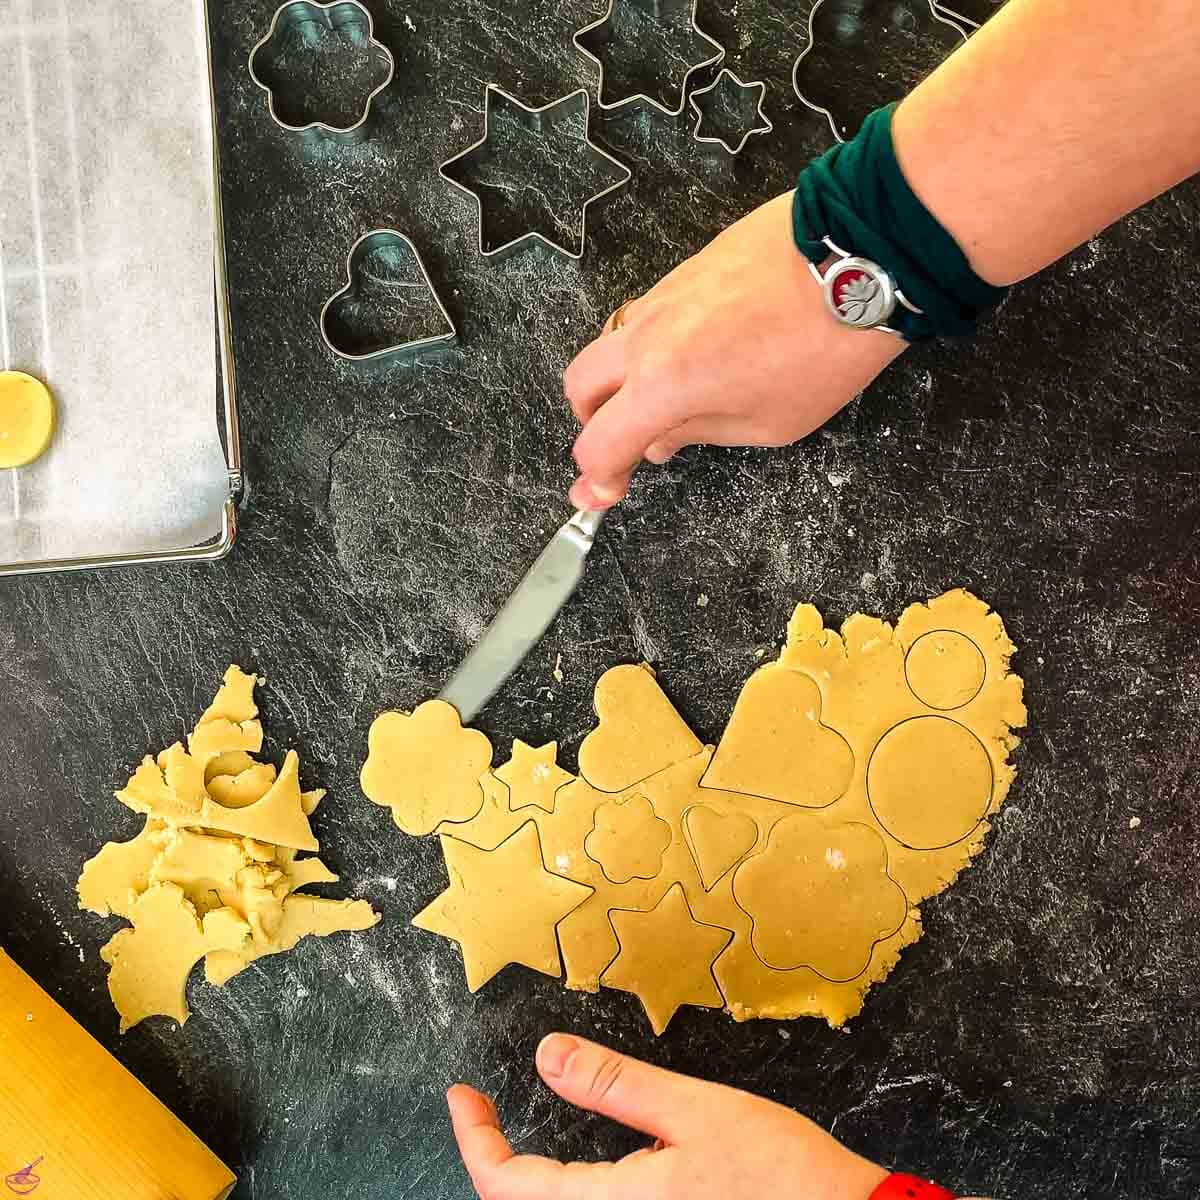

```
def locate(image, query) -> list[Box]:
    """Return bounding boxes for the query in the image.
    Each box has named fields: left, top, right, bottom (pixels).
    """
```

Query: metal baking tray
left=0, top=0, right=241, bottom=577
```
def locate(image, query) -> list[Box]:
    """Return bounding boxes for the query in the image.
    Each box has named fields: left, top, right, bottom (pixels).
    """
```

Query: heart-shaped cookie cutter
left=320, top=229, right=458, bottom=364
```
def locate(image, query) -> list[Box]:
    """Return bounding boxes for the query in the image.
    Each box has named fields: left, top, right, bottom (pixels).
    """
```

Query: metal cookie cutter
left=931, top=0, right=1007, bottom=31
left=249, top=0, right=395, bottom=142
left=689, top=69, right=773, bottom=155
left=574, top=0, right=725, bottom=117
left=440, top=86, right=632, bottom=261
left=793, top=0, right=967, bottom=144
left=320, top=230, right=458, bottom=364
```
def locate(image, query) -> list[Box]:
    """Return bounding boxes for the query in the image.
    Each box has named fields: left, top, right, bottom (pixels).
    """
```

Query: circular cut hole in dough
left=0, top=371, right=56, bottom=468
left=904, top=629, right=986, bottom=710
left=867, top=715, right=993, bottom=850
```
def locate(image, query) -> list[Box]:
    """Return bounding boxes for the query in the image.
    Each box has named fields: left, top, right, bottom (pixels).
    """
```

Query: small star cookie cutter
left=793, top=0, right=967, bottom=144
left=688, top=69, right=773, bottom=156
left=319, top=229, right=458, bottom=364
left=249, top=0, right=395, bottom=143
left=574, top=0, right=726, bottom=117
left=440, top=85, right=632, bottom=261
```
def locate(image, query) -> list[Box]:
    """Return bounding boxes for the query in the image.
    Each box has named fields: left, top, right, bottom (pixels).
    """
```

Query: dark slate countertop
left=3, top=2, right=1199, bottom=1198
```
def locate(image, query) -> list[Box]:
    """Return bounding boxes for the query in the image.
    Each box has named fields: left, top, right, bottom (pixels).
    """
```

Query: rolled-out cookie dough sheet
left=0, top=0, right=231, bottom=566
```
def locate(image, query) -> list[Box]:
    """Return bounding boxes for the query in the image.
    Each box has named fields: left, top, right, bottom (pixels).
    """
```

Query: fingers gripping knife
left=439, top=511, right=604, bottom=723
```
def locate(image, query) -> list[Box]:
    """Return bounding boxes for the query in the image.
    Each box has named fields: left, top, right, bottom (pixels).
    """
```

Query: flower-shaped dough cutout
left=361, top=700, right=491, bottom=835
left=703, top=666, right=854, bottom=808
left=585, top=793, right=672, bottom=884
left=734, top=812, right=908, bottom=982
left=578, top=664, right=702, bottom=792
left=867, top=717, right=993, bottom=849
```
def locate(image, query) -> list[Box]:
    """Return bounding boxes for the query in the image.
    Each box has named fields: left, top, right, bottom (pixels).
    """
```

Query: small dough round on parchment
left=0, top=370, right=56, bottom=468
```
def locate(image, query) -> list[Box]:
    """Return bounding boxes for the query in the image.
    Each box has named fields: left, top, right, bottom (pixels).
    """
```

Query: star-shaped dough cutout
left=413, top=822, right=593, bottom=991
left=496, top=739, right=575, bottom=814
left=601, top=884, right=733, bottom=1034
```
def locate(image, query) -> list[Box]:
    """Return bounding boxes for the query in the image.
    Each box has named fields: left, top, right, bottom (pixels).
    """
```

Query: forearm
left=893, top=0, right=1200, bottom=286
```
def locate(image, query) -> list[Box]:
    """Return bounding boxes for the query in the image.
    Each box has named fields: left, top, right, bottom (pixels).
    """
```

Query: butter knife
left=439, top=509, right=604, bottom=723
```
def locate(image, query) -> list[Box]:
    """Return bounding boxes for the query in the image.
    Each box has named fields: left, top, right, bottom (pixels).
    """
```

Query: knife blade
left=439, top=509, right=604, bottom=723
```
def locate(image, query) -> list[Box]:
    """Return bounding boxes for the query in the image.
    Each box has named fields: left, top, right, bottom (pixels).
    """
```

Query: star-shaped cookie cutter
left=249, top=0, right=395, bottom=142
left=574, top=0, right=726, bottom=117
left=689, top=69, right=773, bottom=155
left=793, top=0, right=967, bottom=144
left=439, top=85, right=632, bottom=261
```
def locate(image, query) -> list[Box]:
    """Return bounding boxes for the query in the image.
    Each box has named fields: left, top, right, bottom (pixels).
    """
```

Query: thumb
left=536, top=1033, right=732, bottom=1144
left=571, top=385, right=680, bottom=503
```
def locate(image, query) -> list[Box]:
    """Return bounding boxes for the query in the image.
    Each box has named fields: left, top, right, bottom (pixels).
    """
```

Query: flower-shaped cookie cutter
left=440, top=86, right=632, bottom=261
left=688, top=69, right=773, bottom=156
left=793, top=0, right=967, bottom=144
left=249, top=0, right=395, bottom=142
left=320, top=229, right=458, bottom=364
left=574, top=0, right=726, bottom=117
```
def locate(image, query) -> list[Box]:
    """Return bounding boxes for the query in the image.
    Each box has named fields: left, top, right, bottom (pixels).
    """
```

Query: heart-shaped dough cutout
left=578, top=664, right=702, bottom=792
left=683, top=804, right=759, bottom=890
left=702, top=667, right=854, bottom=808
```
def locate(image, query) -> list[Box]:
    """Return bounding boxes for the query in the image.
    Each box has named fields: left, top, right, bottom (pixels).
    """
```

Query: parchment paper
left=0, top=0, right=231, bottom=566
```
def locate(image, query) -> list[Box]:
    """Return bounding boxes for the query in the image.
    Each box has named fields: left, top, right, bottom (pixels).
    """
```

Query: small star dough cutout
left=602, top=884, right=732, bottom=1034
left=413, top=822, right=593, bottom=991
left=0, top=371, right=55, bottom=468
left=496, top=739, right=574, bottom=813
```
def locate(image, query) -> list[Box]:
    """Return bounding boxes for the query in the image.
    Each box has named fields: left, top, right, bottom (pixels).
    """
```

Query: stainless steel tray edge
left=0, top=0, right=243, bottom=580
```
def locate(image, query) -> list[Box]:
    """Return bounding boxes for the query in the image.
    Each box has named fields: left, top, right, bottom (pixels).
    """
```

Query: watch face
left=824, top=258, right=896, bottom=329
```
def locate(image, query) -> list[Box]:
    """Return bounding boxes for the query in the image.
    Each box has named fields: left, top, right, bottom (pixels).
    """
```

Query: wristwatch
left=808, top=235, right=924, bottom=338
left=869, top=1173, right=956, bottom=1200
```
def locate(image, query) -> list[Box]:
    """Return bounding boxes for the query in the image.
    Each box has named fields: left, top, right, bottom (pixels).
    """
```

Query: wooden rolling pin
left=0, top=949, right=235, bottom=1199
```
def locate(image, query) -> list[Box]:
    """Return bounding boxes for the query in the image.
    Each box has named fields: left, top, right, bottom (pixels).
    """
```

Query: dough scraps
left=361, top=589, right=1026, bottom=1033
left=79, top=666, right=381, bottom=1032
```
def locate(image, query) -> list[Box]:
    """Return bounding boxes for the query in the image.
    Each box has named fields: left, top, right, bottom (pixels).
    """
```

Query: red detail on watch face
left=830, top=266, right=870, bottom=306
left=870, top=1173, right=956, bottom=1200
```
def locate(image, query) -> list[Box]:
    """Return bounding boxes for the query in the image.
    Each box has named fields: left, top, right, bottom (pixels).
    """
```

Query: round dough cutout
left=0, top=371, right=56, bottom=468
left=904, top=630, right=986, bottom=710
left=867, top=716, right=993, bottom=849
